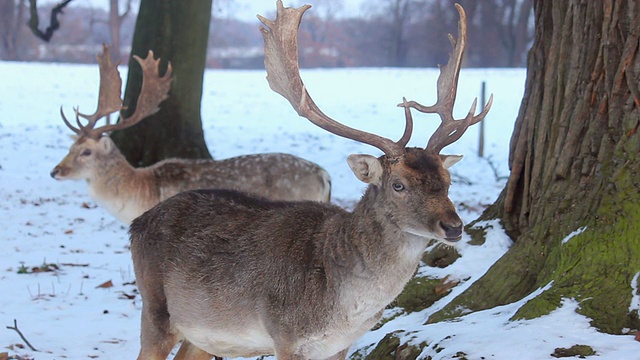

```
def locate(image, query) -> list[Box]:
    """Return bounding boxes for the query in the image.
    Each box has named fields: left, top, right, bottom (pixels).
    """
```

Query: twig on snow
left=6, top=319, right=38, bottom=352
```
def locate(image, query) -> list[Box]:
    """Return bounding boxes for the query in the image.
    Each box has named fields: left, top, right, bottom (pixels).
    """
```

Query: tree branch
left=6, top=319, right=38, bottom=352
left=119, top=0, right=133, bottom=22
left=27, top=0, right=73, bottom=42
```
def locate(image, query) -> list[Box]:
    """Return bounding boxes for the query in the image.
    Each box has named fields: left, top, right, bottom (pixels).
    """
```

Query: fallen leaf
left=435, top=275, right=460, bottom=295
left=96, top=280, right=113, bottom=289
left=64, top=229, right=73, bottom=234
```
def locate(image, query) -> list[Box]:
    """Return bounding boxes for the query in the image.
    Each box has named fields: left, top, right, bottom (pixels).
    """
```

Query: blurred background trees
left=0, top=0, right=533, bottom=68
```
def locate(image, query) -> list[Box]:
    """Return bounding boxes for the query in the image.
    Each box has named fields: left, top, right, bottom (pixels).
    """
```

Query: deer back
left=151, top=153, right=331, bottom=203
left=52, top=137, right=331, bottom=224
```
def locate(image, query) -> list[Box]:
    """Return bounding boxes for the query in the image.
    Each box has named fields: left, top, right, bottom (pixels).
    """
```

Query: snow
left=1, top=62, right=638, bottom=359
left=561, top=226, right=588, bottom=244
left=631, top=272, right=640, bottom=313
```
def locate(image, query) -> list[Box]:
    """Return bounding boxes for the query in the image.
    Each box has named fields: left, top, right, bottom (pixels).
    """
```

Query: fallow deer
left=129, top=2, right=491, bottom=359
left=50, top=45, right=331, bottom=224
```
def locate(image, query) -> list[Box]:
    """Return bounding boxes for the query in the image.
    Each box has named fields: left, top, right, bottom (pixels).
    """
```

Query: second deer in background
left=50, top=45, right=331, bottom=224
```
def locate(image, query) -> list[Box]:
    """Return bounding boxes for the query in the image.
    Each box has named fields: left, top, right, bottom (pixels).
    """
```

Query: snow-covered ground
left=1, top=62, right=638, bottom=359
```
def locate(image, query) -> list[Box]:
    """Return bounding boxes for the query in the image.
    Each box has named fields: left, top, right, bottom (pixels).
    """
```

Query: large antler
left=403, top=4, right=493, bottom=153
left=259, top=0, right=412, bottom=158
left=60, top=45, right=173, bottom=140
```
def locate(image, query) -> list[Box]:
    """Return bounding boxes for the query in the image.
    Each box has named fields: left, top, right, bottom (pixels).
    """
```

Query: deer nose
left=50, top=168, right=60, bottom=178
left=440, top=220, right=463, bottom=240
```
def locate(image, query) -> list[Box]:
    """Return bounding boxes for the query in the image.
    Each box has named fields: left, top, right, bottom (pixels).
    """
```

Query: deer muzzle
left=440, top=220, right=463, bottom=240
left=50, top=166, right=65, bottom=179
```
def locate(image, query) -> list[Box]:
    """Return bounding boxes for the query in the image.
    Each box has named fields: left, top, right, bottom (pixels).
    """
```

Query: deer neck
left=324, top=186, right=429, bottom=323
left=346, top=185, right=428, bottom=264
left=86, top=151, right=156, bottom=224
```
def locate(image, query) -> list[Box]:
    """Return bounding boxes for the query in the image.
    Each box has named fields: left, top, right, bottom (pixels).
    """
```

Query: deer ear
left=440, top=154, right=463, bottom=169
left=99, top=137, right=114, bottom=153
left=347, top=154, right=383, bottom=185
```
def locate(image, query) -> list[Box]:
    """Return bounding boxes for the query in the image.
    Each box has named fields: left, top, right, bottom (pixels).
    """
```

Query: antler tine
left=76, top=44, right=124, bottom=138
left=59, top=106, right=80, bottom=134
left=259, top=0, right=410, bottom=158
left=89, top=50, right=173, bottom=135
left=403, top=4, right=493, bottom=153
left=397, top=97, right=414, bottom=148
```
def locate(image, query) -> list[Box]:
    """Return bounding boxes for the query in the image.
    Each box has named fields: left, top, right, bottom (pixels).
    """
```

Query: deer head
left=259, top=1, right=492, bottom=242
left=50, top=45, right=172, bottom=180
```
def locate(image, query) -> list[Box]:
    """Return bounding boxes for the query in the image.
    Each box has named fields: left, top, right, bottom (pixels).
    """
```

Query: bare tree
left=358, top=0, right=416, bottom=66
left=26, top=0, right=72, bottom=42
left=0, top=0, right=26, bottom=60
left=107, top=0, right=133, bottom=62
left=475, top=0, right=533, bottom=67
left=298, top=0, right=348, bottom=67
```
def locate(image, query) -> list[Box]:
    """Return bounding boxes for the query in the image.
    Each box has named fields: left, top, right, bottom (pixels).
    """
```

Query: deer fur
left=51, top=135, right=331, bottom=224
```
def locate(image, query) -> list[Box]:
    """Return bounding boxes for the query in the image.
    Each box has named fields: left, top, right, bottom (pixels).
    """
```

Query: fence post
left=478, top=81, right=486, bottom=157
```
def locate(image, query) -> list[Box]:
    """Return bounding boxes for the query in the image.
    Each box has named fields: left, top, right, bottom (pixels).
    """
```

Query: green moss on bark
left=513, top=134, right=640, bottom=333
left=394, top=276, right=454, bottom=313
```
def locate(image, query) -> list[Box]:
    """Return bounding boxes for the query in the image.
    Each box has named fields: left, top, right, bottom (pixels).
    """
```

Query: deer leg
left=173, top=339, right=216, bottom=360
left=136, top=314, right=178, bottom=360
left=136, top=291, right=179, bottom=359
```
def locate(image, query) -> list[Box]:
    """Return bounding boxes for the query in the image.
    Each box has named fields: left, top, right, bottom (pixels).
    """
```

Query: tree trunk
left=0, top=0, right=21, bottom=60
left=111, top=0, right=213, bottom=166
left=108, top=0, right=121, bottom=62
left=428, top=0, right=640, bottom=334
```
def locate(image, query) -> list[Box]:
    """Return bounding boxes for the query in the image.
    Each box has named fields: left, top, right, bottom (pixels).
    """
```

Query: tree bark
left=428, top=0, right=640, bottom=334
left=111, top=0, right=213, bottom=166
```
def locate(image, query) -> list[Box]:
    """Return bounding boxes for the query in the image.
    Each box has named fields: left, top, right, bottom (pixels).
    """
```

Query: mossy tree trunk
left=111, top=0, right=213, bottom=166
left=428, top=0, right=640, bottom=333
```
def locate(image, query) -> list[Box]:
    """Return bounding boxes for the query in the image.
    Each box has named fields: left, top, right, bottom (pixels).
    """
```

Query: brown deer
left=129, top=2, right=491, bottom=359
left=50, top=45, right=331, bottom=224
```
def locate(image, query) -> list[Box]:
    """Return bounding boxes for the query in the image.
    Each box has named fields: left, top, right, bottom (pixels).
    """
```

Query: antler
left=60, top=45, right=173, bottom=139
left=402, top=4, right=493, bottom=154
left=259, top=0, right=412, bottom=158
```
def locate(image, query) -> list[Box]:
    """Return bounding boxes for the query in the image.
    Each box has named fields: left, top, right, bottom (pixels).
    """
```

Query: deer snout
left=50, top=166, right=63, bottom=179
left=439, top=219, right=463, bottom=240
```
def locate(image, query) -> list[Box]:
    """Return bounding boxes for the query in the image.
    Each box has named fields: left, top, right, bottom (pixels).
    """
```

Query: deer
left=129, top=2, right=492, bottom=359
left=50, top=45, right=331, bottom=225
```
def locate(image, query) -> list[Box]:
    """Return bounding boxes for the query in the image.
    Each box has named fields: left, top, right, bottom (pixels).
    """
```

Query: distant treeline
left=0, top=0, right=532, bottom=68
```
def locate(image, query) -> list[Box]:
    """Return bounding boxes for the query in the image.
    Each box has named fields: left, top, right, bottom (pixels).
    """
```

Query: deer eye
left=81, top=149, right=92, bottom=156
left=392, top=183, right=405, bottom=192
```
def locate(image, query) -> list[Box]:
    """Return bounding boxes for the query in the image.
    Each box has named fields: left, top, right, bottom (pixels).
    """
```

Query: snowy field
left=1, top=62, right=639, bottom=359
